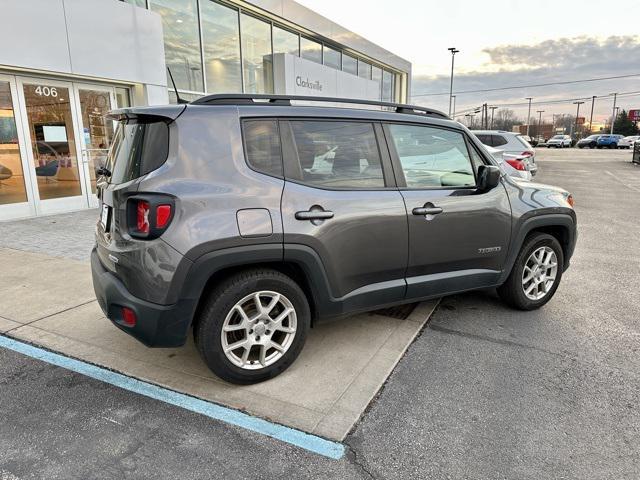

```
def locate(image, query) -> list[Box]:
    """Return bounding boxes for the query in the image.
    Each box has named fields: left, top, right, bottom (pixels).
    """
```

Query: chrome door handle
left=295, top=210, right=334, bottom=220
left=412, top=206, right=443, bottom=216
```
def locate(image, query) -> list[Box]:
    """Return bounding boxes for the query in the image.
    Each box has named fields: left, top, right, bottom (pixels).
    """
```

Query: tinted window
left=288, top=121, right=384, bottom=188
left=107, top=120, right=169, bottom=184
left=492, top=134, right=508, bottom=147
left=388, top=124, right=476, bottom=188
left=475, top=134, right=492, bottom=146
left=243, top=120, right=282, bottom=177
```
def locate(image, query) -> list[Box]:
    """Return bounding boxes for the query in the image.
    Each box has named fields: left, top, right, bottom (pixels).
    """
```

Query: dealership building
left=0, top=0, right=411, bottom=221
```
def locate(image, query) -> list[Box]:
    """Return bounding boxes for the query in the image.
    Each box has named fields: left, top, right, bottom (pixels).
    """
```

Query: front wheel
left=497, top=233, right=564, bottom=310
left=195, top=269, right=310, bottom=384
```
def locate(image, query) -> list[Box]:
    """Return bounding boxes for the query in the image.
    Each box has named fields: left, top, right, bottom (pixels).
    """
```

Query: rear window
left=475, top=134, right=492, bottom=146
left=515, top=135, right=533, bottom=149
left=106, top=120, right=169, bottom=184
left=492, top=135, right=508, bottom=147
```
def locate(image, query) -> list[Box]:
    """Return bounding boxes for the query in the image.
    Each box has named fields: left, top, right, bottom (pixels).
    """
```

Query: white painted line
left=0, top=335, right=345, bottom=460
left=604, top=170, right=640, bottom=193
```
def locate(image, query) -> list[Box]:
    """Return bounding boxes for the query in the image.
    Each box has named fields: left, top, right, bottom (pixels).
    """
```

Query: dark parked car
left=576, top=135, right=601, bottom=149
left=92, top=94, right=577, bottom=384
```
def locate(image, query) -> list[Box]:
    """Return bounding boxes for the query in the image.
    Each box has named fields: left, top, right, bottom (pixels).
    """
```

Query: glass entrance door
left=0, top=74, right=35, bottom=220
left=17, top=77, right=87, bottom=215
left=73, top=84, right=116, bottom=208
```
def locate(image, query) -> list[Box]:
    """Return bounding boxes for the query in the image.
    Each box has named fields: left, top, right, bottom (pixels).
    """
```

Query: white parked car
left=618, top=135, right=640, bottom=149
left=472, top=130, right=537, bottom=176
left=546, top=135, right=572, bottom=148
left=483, top=145, right=532, bottom=181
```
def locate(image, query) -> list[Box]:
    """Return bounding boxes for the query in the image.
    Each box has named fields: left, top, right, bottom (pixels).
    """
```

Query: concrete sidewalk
left=0, top=244, right=436, bottom=441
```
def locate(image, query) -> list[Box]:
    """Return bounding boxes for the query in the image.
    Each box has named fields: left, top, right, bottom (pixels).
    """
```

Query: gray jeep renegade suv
left=92, top=94, right=577, bottom=384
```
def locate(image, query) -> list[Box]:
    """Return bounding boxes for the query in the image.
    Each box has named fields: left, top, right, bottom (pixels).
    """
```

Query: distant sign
left=629, top=109, right=640, bottom=122
left=576, top=117, right=585, bottom=125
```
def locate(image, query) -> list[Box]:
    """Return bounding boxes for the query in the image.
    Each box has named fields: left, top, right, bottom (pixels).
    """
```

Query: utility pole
left=610, top=92, right=618, bottom=134
left=536, top=110, right=545, bottom=139
left=489, top=106, right=498, bottom=129
left=573, top=101, right=585, bottom=139
left=589, top=96, right=596, bottom=133
left=447, top=48, right=459, bottom=117
left=525, top=97, right=533, bottom=136
left=451, top=95, right=457, bottom=119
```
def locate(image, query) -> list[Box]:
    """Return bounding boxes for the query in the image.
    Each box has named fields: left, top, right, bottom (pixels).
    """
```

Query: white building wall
left=0, top=0, right=168, bottom=105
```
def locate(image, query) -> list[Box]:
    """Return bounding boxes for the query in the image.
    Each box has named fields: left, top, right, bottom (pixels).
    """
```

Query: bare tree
left=493, top=109, right=522, bottom=131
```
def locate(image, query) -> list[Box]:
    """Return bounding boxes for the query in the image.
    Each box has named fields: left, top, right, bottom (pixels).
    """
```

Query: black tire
left=195, top=268, right=310, bottom=384
left=497, top=233, right=564, bottom=311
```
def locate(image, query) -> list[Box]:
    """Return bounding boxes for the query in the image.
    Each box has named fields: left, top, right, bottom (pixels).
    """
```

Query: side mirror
left=476, top=165, right=501, bottom=192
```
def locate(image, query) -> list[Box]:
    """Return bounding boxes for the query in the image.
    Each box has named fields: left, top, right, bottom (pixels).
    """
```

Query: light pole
left=525, top=97, right=533, bottom=136
left=451, top=95, right=457, bottom=119
left=610, top=92, right=618, bottom=134
left=448, top=47, right=459, bottom=117
left=589, top=95, right=596, bottom=133
left=573, top=101, right=584, bottom=139
left=489, top=106, right=498, bottom=129
left=536, top=110, right=545, bottom=139
left=465, top=113, right=473, bottom=128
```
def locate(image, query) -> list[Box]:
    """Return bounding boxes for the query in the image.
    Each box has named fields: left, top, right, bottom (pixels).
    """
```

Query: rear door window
left=286, top=120, right=385, bottom=189
left=107, top=120, right=169, bottom=184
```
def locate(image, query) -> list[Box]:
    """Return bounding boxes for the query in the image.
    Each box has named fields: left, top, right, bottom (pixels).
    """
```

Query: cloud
left=411, top=35, right=640, bottom=121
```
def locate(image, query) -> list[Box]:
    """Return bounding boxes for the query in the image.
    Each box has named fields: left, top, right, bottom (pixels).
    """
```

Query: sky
left=296, top=0, right=640, bottom=125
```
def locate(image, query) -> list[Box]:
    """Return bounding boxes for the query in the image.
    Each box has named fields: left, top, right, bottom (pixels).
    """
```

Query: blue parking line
left=0, top=335, right=345, bottom=460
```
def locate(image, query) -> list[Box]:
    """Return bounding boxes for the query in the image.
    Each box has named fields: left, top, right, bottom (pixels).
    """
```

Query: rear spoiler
left=106, top=105, right=186, bottom=122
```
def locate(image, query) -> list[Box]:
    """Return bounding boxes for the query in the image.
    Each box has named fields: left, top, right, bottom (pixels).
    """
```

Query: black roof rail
left=190, top=93, right=449, bottom=119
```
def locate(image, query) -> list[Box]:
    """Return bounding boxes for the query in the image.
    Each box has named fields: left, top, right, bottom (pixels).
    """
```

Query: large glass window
left=323, top=46, right=341, bottom=70
left=300, top=37, right=322, bottom=64
left=288, top=121, right=384, bottom=188
left=243, top=120, right=282, bottom=177
left=388, top=124, right=476, bottom=188
left=273, top=26, right=299, bottom=56
left=382, top=70, right=393, bottom=102
left=0, top=82, right=27, bottom=205
left=358, top=60, right=372, bottom=80
left=241, top=14, right=273, bottom=94
left=342, top=54, right=357, bottom=75
left=371, top=66, right=382, bottom=100
left=78, top=89, right=114, bottom=193
left=201, top=1, right=241, bottom=94
left=150, top=0, right=203, bottom=92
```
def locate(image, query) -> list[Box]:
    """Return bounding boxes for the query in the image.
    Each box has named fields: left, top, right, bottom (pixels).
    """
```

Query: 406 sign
left=34, top=85, right=58, bottom=97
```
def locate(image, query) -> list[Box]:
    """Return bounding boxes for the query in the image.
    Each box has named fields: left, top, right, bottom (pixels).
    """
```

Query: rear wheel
left=195, top=269, right=310, bottom=384
left=497, top=233, right=564, bottom=310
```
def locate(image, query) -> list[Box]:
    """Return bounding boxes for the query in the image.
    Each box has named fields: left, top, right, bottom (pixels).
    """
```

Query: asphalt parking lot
left=1, top=148, right=639, bottom=479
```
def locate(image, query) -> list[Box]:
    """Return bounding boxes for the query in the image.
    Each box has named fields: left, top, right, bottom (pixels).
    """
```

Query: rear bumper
left=91, top=248, right=196, bottom=348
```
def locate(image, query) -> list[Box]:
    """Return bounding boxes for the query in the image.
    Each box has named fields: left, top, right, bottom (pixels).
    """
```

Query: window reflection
left=358, top=60, right=371, bottom=80
left=150, top=0, right=203, bottom=92
left=323, top=46, right=341, bottom=70
left=342, top=54, right=357, bottom=76
left=300, top=37, right=322, bottom=64
left=202, top=1, right=241, bottom=93
left=371, top=66, right=382, bottom=100
left=382, top=70, right=393, bottom=101
left=241, top=14, right=273, bottom=94
left=0, top=82, right=28, bottom=205
left=273, top=26, right=299, bottom=56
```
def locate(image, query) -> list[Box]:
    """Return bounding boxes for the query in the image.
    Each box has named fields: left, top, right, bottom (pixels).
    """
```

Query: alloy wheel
left=522, top=246, right=558, bottom=301
left=221, top=291, right=297, bottom=370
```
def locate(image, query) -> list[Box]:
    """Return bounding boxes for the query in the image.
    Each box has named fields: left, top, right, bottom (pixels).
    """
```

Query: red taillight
left=505, top=158, right=526, bottom=171
left=156, top=204, right=172, bottom=228
left=136, top=200, right=150, bottom=233
left=121, top=307, right=137, bottom=327
left=567, top=194, right=575, bottom=208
